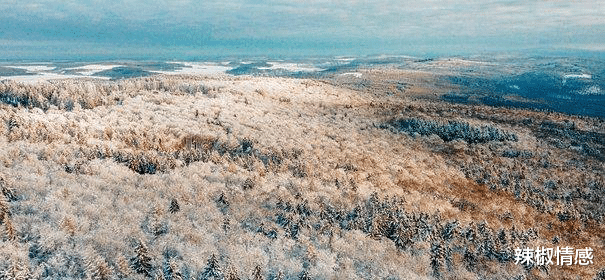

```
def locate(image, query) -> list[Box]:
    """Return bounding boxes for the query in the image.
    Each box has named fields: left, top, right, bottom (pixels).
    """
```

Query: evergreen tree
left=200, top=254, right=223, bottom=280
left=252, top=265, right=263, bottom=280
left=131, top=239, right=153, bottom=277
left=224, top=265, right=240, bottom=280
left=298, top=270, right=311, bottom=280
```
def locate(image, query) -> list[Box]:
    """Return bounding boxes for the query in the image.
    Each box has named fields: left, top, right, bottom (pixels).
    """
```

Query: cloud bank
left=1, top=0, right=604, bottom=58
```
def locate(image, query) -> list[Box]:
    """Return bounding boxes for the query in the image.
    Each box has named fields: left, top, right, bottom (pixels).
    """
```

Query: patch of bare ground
left=0, top=71, right=602, bottom=279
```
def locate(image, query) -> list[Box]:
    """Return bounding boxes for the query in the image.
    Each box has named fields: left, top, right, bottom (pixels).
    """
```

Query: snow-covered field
left=0, top=67, right=602, bottom=279
left=1, top=73, right=110, bottom=84
left=153, top=62, right=232, bottom=75
left=65, top=64, right=124, bottom=76
left=6, top=65, right=56, bottom=72
left=258, top=62, right=324, bottom=72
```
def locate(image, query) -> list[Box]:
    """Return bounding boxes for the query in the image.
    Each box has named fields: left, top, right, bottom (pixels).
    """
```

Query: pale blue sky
left=1, top=0, right=604, bottom=59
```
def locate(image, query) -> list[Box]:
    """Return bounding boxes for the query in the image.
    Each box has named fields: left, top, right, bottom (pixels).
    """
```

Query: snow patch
left=2, top=73, right=109, bottom=84
left=65, top=64, right=124, bottom=76
left=579, top=85, right=602, bottom=95
left=334, top=57, right=356, bottom=62
left=258, top=62, right=324, bottom=72
left=154, top=62, right=231, bottom=75
left=340, top=72, right=363, bottom=78
left=564, top=73, right=592, bottom=79
left=7, top=65, right=56, bottom=72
